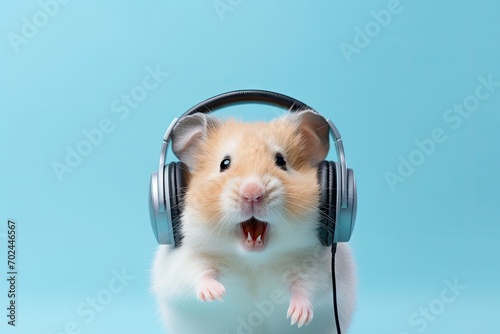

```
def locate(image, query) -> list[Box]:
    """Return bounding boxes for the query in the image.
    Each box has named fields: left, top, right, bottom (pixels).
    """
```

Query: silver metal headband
left=156, top=90, right=349, bottom=211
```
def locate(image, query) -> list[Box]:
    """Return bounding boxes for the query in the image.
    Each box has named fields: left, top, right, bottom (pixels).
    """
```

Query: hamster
left=151, top=110, right=357, bottom=334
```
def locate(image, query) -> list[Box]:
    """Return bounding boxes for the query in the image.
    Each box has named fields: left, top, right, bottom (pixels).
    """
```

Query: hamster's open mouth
left=239, top=217, right=268, bottom=251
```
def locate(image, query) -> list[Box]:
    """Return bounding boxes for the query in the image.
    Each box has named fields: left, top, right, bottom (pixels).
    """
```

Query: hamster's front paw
left=286, top=294, right=314, bottom=328
left=197, top=276, right=226, bottom=302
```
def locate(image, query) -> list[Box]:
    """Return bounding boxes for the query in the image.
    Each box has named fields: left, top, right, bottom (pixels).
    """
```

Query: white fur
left=151, top=113, right=357, bottom=333
left=151, top=213, right=357, bottom=333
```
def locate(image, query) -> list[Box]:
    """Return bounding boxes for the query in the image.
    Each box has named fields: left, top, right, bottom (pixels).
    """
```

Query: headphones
left=149, top=89, right=357, bottom=247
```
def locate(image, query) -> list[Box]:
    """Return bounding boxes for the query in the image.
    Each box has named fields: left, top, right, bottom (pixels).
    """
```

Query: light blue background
left=1, top=0, right=499, bottom=333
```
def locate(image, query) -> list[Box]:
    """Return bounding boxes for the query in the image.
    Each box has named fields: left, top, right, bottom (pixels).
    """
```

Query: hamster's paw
left=197, top=277, right=226, bottom=302
left=286, top=295, right=314, bottom=328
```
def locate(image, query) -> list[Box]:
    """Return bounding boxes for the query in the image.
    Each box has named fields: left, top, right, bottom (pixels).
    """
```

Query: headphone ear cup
left=317, top=161, right=337, bottom=247
left=336, top=167, right=357, bottom=243
left=167, top=161, right=189, bottom=247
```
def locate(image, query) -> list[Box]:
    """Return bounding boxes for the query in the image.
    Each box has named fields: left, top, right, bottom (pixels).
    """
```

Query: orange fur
left=152, top=111, right=357, bottom=334
left=186, top=117, right=320, bottom=226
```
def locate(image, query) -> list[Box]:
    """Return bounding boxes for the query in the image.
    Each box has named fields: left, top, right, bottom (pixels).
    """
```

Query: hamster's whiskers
left=216, top=212, right=236, bottom=242
left=195, top=214, right=229, bottom=249
left=272, top=203, right=295, bottom=233
left=316, top=211, right=337, bottom=235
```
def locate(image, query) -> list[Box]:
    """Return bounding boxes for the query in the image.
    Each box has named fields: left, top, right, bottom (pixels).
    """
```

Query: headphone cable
left=332, top=243, right=342, bottom=334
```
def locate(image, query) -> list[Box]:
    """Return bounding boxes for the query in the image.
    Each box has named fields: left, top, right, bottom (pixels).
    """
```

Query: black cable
left=332, top=243, right=342, bottom=334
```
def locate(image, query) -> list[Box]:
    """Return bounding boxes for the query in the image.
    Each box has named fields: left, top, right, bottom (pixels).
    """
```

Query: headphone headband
left=156, top=90, right=349, bottom=212
left=181, top=90, right=312, bottom=116
left=149, top=90, right=356, bottom=334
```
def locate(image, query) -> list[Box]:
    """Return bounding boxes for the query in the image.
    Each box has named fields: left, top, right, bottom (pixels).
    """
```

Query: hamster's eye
left=275, top=153, right=287, bottom=171
left=220, top=157, right=231, bottom=172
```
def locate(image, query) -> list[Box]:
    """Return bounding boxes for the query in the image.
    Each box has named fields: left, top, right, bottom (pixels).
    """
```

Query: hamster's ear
left=172, top=113, right=216, bottom=168
left=292, top=110, right=330, bottom=165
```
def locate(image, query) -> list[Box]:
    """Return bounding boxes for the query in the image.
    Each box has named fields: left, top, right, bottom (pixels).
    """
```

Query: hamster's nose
left=241, top=182, right=264, bottom=203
